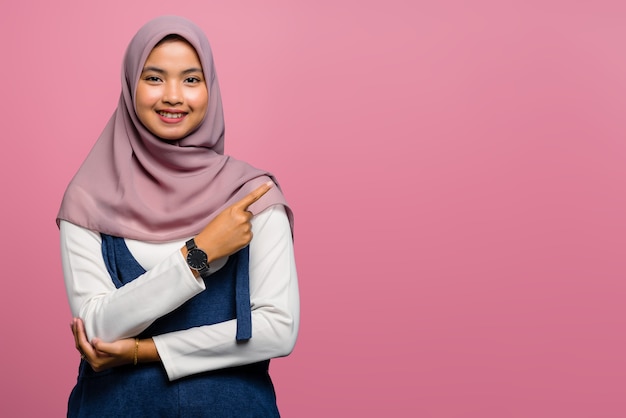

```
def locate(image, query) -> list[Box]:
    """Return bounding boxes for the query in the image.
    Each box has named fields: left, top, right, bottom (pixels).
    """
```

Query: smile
left=158, top=111, right=186, bottom=119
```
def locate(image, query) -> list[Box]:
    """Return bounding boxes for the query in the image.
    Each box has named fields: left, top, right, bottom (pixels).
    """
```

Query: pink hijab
left=57, top=16, right=291, bottom=242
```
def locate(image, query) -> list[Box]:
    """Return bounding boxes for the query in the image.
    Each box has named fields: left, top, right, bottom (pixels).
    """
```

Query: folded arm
left=62, top=205, right=299, bottom=380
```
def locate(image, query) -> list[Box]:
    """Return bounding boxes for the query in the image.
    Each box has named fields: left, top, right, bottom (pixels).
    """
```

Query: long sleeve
left=60, top=205, right=299, bottom=380
left=60, top=222, right=208, bottom=342
left=153, top=205, right=299, bottom=380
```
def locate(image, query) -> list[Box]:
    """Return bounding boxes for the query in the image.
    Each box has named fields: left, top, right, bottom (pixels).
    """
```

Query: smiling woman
left=56, top=15, right=298, bottom=417
left=136, top=35, right=208, bottom=141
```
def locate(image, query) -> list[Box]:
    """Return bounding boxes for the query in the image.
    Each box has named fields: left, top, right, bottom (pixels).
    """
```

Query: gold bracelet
left=133, top=338, right=139, bottom=366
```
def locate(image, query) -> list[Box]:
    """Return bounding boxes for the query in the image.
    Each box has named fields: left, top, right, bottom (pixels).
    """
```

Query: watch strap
left=197, top=264, right=210, bottom=279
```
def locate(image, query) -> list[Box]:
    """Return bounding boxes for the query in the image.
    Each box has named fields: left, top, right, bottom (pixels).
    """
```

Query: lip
left=156, top=110, right=188, bottom=124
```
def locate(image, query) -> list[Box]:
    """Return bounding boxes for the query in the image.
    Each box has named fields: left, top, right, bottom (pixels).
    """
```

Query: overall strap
left=100, top=234, right=252, bottom=340
left=234, top=245, right=252, bottom=340
left=101, top=234, right=146, bottom=288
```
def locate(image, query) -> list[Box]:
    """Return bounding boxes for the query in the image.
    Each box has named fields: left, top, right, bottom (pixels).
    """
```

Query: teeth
left=159, top=111, right=185, bottom=119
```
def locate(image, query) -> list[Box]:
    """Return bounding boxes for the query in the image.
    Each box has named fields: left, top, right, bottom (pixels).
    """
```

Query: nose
left=162, top=82, right=183, bottom=105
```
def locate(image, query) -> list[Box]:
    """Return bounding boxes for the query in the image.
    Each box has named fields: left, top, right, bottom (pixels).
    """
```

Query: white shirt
left=60, top=205, right=299, bottom=381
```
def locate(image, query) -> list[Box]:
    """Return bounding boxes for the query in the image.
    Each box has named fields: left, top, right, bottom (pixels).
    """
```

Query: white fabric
left=60, top=205, right=299, bottom=381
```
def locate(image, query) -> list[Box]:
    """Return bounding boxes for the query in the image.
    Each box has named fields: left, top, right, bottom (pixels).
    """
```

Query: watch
left=185, top=238, right=210, bottom=279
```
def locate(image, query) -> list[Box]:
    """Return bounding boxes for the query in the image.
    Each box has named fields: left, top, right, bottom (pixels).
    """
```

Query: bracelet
left=133, top=338, right=139, bottom=366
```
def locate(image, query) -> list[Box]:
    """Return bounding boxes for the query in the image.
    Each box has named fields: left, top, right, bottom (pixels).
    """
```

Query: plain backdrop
left=1, top=0, right=625, bottom=416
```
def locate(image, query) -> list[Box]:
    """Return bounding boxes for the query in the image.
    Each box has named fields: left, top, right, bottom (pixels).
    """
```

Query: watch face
left=187, top=248, right=208, bottom=270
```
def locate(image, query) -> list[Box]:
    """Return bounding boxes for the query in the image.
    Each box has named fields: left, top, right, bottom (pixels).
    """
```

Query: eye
left=144, top=76, right=162, bottom=83
left=184, top=76, right=202, bottom=84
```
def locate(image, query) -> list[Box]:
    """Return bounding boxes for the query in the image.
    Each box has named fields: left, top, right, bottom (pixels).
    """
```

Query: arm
left=153, top=205, right=300, bottom=380
left=60, top=220, right=208, bottom=342
left=62, top=182, right=273, bottom=343
left=71, top=206, right=299, bottom=379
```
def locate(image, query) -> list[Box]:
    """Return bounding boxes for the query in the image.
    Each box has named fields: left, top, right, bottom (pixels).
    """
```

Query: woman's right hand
left=71, top=318, right=135, bottom=372
left=187, top=181, right=273, bottom=262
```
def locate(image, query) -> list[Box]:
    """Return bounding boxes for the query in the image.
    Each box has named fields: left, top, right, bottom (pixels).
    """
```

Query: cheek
left=188, top=90, right=209, bottom=111
left=135, top=88, right=158, bottom=121
left=136, top=87, right=157, bottom=109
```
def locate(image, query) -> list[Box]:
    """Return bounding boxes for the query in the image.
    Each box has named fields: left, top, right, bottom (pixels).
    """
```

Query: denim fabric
left=67, top=235, right=278, bottom=417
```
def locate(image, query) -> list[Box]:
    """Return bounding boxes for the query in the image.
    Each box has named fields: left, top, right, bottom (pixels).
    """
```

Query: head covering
left=57, top=16, right=291, bottom=242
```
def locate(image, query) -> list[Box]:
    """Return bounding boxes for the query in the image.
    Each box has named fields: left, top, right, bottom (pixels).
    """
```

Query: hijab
left=57, top=16, right=291, bottom=242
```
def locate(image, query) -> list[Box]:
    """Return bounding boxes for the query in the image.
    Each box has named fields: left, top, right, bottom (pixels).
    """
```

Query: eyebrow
left=141, top=66, right=204, bottom=75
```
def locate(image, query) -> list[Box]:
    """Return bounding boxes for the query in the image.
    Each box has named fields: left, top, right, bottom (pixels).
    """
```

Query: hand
left=192, top=181, right=273, bottom=262
left=71, top=318, right=135, bottom=372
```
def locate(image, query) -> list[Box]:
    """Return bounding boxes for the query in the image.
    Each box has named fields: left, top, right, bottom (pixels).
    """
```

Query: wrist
left=136, top=338, right=160, bottom=364
left=191, top=236, right=215, bottom=263
left=184, top=237, right=211, bottom=279
left=180, top=246, right=199, bottom=278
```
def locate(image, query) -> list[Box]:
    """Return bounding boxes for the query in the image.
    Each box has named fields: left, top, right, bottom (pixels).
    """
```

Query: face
left=135, top=39, right=208, bottom=141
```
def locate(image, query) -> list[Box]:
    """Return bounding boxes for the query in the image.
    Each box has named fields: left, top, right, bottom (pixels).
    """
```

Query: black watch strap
left=196, top=265, right=210, bottom=278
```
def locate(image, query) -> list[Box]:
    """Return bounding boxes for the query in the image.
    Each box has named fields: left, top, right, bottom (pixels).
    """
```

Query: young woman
left=57, top=15, right=299, bottom=417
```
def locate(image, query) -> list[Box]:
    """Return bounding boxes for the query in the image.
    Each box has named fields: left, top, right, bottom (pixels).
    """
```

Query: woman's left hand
left=71, top=317, right=135, bottom=372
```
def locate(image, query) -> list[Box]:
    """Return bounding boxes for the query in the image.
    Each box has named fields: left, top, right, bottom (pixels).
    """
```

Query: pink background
left=1, top=0, right=625, bottom=416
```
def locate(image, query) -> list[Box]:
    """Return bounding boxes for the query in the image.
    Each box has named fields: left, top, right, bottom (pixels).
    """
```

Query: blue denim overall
left=67, top=235, right=279, bottom=417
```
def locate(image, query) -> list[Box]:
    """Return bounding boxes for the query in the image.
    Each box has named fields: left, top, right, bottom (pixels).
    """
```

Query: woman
left=57, top=15, right=299, bottom=417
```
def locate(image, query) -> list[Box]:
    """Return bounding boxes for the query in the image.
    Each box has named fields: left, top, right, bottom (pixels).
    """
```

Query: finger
left=71, top=318, right=81, bottom=350
left=233, top=181, right=273, bottom=211
left=92, top=339, right=116, bottom=356
left=75, top=318, right=96, bottom=358
left=71, top=318, right=87, bottom=359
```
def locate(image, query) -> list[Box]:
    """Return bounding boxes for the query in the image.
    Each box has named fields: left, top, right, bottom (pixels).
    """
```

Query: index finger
left=234, top=181, right=273, bottom=211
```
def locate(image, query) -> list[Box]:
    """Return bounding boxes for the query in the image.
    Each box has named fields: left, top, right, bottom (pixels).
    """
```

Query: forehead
left=143, top=39, right=203, bottom=70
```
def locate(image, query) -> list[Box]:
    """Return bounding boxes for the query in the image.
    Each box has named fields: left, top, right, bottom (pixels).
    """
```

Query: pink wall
left=1, top=1, right=625, bottom=416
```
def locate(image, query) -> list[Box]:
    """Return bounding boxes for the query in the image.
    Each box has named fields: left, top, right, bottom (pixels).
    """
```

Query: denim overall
left=67, top=235, right=279, bottom=417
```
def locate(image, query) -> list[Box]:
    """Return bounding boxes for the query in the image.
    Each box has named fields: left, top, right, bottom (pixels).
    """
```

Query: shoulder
left=59, top=219, right=101, bottom=242
left=251, top=205, right=289, bottom=229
